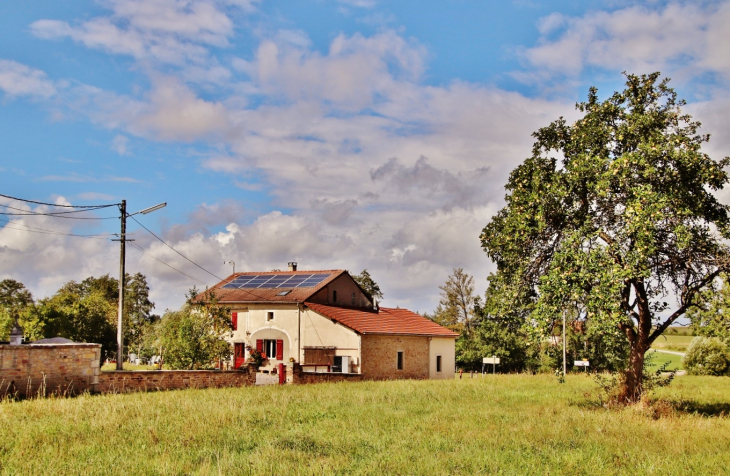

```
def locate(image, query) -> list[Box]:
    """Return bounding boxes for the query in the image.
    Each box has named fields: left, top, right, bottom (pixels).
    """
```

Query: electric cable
left=0, top=193, right=116, bottom=208
left=0, top=217, right=121, bottom=239
left=128, top=242, right=209, bottom=286
left=130, top=215, right=225, bottom=282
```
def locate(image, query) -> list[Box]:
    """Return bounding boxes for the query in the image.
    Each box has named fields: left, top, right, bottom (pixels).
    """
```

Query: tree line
left=0, top=276, right=232, bottom=369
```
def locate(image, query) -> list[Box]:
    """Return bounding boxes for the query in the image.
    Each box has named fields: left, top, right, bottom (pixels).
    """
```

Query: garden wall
left=287, top=363, right=363, bottom=384
left=0, top=343, right=101, bottom=398
left=98, top=366, right=256, bottom=393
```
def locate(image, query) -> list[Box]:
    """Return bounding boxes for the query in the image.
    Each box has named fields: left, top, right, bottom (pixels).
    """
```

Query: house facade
left=205, top=265, right=458, bottom=380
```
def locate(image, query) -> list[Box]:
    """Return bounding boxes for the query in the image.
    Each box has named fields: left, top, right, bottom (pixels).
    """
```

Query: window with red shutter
left=256, top=339, right=263, bottom=352
left=231, top=312, right=238, bottom=331
left=276, top=339, right=284, bottom=360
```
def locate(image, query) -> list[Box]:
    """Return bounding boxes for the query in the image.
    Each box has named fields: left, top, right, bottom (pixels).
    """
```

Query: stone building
left=201, top=264, right=458, bottom=380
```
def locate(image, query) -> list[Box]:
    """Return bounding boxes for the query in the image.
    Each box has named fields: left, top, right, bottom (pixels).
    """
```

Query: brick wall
left=98, top=365, right=256, bottom=394
left=287, top=363, right=363, bottom=384
left=360, top=335, right=429, bottom=380
left=0, top=344, right=101, bottom=398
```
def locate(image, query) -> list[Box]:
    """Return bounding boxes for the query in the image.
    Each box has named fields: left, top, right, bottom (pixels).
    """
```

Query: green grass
left=646, top=349, right=684, bottom=371
left=2, top=375, right=730, bottom=474
left=652, top=335, right=694, bottom=353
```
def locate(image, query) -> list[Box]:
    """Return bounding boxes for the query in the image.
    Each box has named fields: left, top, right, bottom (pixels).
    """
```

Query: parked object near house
left=198, top=265, right=458, bottom=380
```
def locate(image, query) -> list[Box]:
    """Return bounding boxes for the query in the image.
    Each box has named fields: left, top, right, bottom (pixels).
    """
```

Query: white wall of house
left=429, top=337, right=456, bottom=380
left=301, top=308, right=361, bottom=372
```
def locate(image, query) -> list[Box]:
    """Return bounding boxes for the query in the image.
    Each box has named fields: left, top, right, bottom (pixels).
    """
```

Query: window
left=436, top=355, right=442, bottom=373
left=267, top=311, right=274, bottom=321
left=231, top=312, right=238, bottom=331
left=397, top=351, right=404, bottom=370
left=264, top=339, right=277, bottom=359
left=332, top=290, right=337, bottom=302
left=351, top=292, right=355, bottom=305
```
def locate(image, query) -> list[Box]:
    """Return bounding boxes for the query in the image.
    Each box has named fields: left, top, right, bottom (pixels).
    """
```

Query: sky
left=1, top=0, right=729, bottom=315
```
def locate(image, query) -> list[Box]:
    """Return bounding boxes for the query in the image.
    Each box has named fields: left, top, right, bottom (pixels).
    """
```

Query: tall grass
left=1, top=375, right=729, bottom=475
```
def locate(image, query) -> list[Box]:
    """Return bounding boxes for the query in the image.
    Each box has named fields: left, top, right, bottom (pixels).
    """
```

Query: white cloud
left=0, top=59, right=56, bottom=98
left=522, top=2, right=730, bottom=80
left=30, top=0, right=244, bottom=65
left=111, top=135, right=130, bottom=155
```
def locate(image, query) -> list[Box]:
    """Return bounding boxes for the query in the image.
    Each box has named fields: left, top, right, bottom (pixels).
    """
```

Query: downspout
left=298, top=302, right=302, bottom=363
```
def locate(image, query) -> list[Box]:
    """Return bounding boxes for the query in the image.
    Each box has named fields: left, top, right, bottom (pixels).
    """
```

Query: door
left=234, top=343, right=246, bottom=369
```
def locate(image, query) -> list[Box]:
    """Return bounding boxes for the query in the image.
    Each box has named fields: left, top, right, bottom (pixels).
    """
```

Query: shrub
left=683, top=337, right=730, bottom=376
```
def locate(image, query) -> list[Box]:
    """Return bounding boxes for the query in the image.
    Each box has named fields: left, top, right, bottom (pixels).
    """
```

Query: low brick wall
left=0, top=344, right=101, bottom=398
left=287, top=363, right=363, bottom=385
left=98, top=366, right=256, bottom=394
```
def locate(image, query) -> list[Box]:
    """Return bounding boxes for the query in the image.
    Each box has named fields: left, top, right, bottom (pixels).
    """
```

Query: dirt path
left=652, top=349, right=685, bottom=356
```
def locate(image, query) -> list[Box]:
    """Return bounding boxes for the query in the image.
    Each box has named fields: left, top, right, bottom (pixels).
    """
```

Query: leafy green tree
left=687, top=274, right=730, bottom=343
left=352, top=269, right=384, bottom=301
left=0, top=279, right=34, bottom=340
left=683, top=337, right=730, bottom=376
left=430, top=268, right=478, bottom=335
left=152, top=288, right=232, bottom=370
left=480, top=73, right=730, bottom=402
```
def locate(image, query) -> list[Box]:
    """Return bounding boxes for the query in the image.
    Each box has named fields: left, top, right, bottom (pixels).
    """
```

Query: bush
left=683, top=337, right=730, bottom=376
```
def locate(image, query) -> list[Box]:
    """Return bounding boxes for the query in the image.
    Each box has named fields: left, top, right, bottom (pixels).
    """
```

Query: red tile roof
left=199, top=270, right=345, bottom=303
left=305, top=302, right=459, bottom=337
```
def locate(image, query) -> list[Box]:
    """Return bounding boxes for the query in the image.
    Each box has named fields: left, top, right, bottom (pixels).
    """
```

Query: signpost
left=574, top=360, right=590, bottom=372
left=483, top=356, right=501, bottom=375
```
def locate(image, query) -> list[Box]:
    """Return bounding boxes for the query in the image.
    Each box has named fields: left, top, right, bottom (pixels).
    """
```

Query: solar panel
left=221, top=273, right=332, bottom=289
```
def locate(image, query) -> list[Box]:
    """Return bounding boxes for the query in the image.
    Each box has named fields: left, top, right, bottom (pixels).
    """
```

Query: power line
left=0, top=193, right=117, bottom=209
left=0, top=217, right=120, bottom=239
left=1, top=204, right=113, bottom=215
left=130, top=215, right=225, bottom=282
left=128, top=242, right=209, bottom=286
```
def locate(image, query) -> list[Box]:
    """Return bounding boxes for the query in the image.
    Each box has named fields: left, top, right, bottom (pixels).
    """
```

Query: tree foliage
left=152, top=288, right=232, bottom=370
left=352, top=269, right=384, bottom=302
left=480, top=73, right=730, bottom=402
left=430, top=268, right=478, bottom=335
left=687, top=274, right=730, bottom=343
left=0, top=279, right=34, bottom=340
left=683, top=337, right=730, bottom=376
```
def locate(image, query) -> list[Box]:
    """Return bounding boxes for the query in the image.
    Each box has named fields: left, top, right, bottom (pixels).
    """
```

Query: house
left=204, top=263, right=458, bottom=380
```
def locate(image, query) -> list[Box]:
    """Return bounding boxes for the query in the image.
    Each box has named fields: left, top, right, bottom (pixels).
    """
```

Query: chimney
left=288, top=262, right=298, bottom=272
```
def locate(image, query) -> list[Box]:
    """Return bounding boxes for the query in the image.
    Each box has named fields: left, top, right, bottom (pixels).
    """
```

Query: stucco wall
left=229, top=304, right=299, bottom=370
left=429, top=337, right=456, bottom=379
left=0, top=344, right=101, bottom=397
left=302, top=308, right=361, bottom=372
left=360, top=335, right=429, bottom=380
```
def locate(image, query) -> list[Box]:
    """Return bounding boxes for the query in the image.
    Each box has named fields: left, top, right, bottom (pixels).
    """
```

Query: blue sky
left=1, top=0, right=729, bottom=314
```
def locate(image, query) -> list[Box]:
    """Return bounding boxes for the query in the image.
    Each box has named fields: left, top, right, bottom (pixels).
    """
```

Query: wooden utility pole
left=116, top=199, right=126, bottom=371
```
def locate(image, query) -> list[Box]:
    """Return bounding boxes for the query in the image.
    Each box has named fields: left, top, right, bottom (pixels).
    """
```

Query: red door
left=234, top=343, right=246, bottom=369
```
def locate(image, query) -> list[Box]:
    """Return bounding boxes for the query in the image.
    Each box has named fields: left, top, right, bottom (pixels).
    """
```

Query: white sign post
left=483, top=356, right=501, bottom=375
left=574, top=360, right=590, bottom=372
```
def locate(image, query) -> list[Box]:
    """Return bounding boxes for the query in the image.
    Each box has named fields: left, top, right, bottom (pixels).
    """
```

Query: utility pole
left=113, top=200, right=166, bottom=371
left=116, top=200, right=127, bottom=371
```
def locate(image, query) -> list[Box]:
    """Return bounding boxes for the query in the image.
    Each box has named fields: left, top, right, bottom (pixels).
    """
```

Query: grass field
left=646, top=349, right=684, bottom=371
left=2, top=375, right=729, bottom=475
left=652, top=335, right=694, bottom=353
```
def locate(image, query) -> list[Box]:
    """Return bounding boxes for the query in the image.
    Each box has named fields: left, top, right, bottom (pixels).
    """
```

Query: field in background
left=2, top=375, right=729, bottom=474
left=652, top=335, right=694, bottom=353
left=646, top=349, right=684, bottom=371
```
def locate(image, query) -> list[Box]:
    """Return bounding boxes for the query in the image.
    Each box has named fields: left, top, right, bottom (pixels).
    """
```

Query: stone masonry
left=360, top=335, right=430, bottom=380
left=0, top=344, right=101, bottom=398
left=286, top=362, right=363, bottom=384
left=97, top=366, right=257, bottom=393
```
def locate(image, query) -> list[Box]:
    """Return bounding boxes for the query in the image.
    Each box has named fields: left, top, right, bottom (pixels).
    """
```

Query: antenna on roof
left=225, top=260, right=235, bottom=274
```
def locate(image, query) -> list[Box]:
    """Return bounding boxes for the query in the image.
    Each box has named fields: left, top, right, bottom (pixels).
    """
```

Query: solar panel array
left=221, top=273, right=332, bottom=289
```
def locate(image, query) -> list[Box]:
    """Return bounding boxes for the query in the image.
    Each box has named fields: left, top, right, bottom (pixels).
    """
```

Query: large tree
left=429, top=268, right=478, bottom=334
left=481, top=73, right=730, bottom=402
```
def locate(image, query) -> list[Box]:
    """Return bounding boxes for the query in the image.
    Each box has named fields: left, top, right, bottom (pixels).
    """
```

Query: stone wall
left=98, top=366, right=257, bottom=394
left=360, top=335, right=430, bottom=380
left=0, top=344, right=101, bottom=398
left=287, top=363, right=363, bottom=384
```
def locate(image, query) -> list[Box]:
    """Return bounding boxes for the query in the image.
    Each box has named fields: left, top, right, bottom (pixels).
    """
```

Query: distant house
left=202, top=263, right=457, bottom=380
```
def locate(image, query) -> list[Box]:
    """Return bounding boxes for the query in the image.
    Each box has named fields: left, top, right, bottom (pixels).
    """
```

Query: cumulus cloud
left=521, top=2, right=730, bottom=81
left=0, top=59, right=56, bottom=98
left=30, top=0, right=243, bottom=65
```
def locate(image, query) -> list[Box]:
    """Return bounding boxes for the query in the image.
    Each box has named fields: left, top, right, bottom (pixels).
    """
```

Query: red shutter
left=231, top=312, right=238, bottom=330
left=256, top=339, right=263, bottom=352
left=276, top=339, right=284, bottom=360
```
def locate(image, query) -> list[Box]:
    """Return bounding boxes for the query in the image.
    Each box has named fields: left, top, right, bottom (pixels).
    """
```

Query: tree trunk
left=619, top=344, right=646, bottom=403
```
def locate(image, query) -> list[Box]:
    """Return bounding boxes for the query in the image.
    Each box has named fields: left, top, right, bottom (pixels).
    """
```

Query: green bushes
left=683, top=337, right=730, bottom=376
